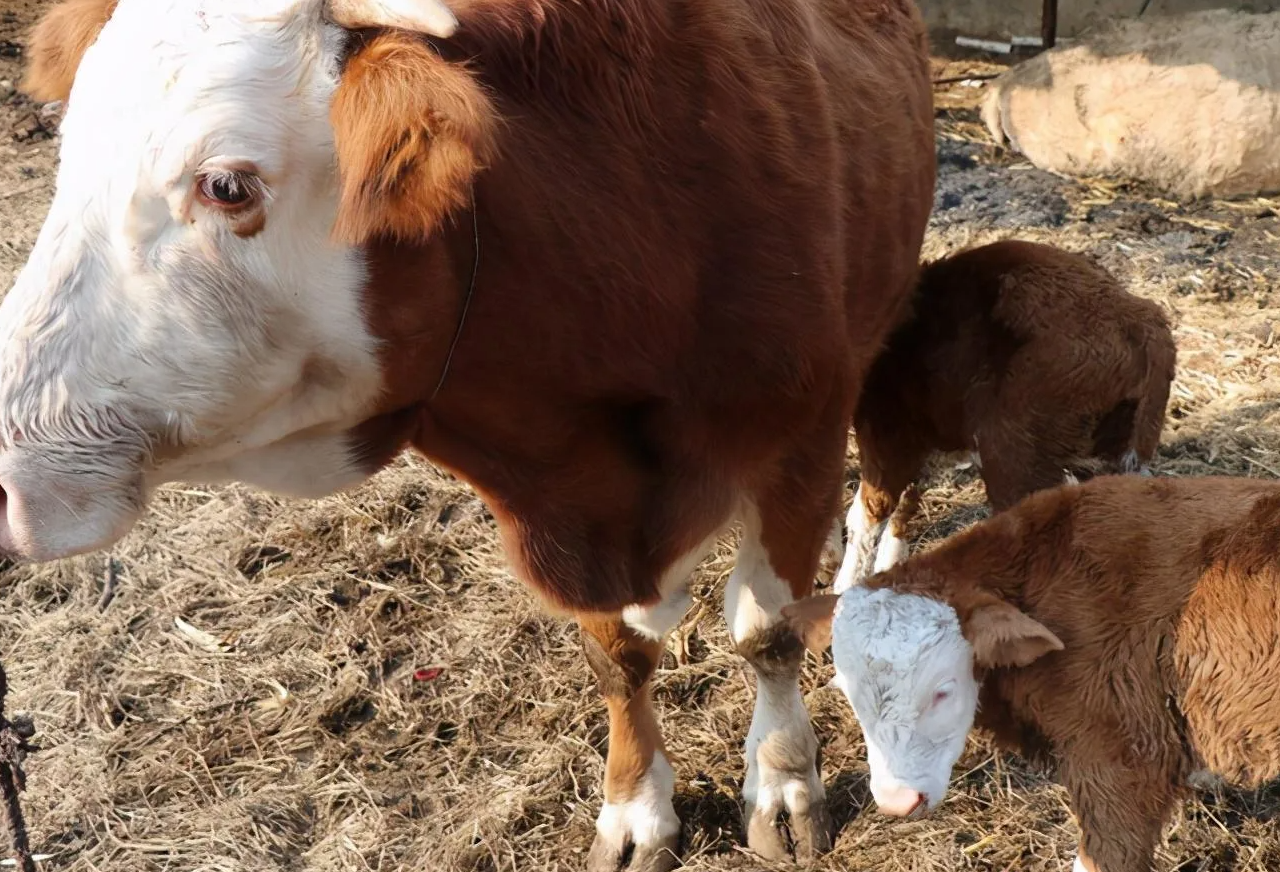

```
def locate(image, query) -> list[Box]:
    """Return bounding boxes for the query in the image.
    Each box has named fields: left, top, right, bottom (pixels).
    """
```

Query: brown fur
left=338, top=3, right=933, bottom=862
left=578, top=616, right=666, bottom=797
left=332, top=30, right=498, bottom=244
left=783, top=593, right=840, bottom=655
left=25, top=0, right=936, bottom=862
left=20, top=0, right=116, bottom=103
left=328, top=0, right=937, bottom=620
left=853, top=239, right=1177, bottom=538
left=579, top=616, right=677, bottom=870
left=872, top=474, right=1280, bottom=872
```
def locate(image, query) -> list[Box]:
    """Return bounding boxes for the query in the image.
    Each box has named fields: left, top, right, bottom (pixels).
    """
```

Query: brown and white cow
left=1, top=1, right=935, bottom=867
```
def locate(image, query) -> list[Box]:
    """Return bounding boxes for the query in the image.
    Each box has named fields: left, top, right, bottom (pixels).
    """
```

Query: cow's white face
left=828, top=586, right=980, bottom=816
left=0, top=0, right=455, bottom=561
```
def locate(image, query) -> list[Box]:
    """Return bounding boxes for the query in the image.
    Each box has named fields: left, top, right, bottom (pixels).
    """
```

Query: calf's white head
left=784, top=584, right=1063, bottom=817
left=0, top=0, right=470, bottom=561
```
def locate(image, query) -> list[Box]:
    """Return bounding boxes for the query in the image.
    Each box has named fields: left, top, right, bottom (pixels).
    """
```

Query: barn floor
left=4, top=7, right=1280, bottom=872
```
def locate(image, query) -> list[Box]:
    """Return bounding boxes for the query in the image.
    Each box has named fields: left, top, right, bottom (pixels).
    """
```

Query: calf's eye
left=930, top=680, right=957, bottom=708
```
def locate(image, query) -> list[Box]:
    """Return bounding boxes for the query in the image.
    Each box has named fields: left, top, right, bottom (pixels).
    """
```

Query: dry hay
left=3, top=8, right=1280, bottom=871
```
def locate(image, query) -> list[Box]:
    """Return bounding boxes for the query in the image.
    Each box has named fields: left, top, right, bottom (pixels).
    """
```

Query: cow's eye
left=197, top=169, right=258, bottom=209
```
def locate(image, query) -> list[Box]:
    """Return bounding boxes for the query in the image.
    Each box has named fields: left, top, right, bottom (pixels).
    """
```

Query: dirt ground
left=4, top=5, right=1280, bottom=872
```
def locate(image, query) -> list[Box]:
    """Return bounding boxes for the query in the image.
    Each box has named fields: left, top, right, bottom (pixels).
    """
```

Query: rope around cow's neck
left=430, top=189, right=480, bottom=402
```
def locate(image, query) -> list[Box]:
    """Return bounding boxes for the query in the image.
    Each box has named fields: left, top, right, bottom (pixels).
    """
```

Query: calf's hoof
left=745, top=795, right=834, bottom=863
left=586, top=832, right=680, bottom=872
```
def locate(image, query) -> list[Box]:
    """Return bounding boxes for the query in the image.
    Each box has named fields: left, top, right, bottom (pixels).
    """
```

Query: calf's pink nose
left=876, top=786, right=925, bottom=817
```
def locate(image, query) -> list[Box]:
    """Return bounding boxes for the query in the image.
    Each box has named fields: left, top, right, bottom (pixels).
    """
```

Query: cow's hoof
left=586, top=831, right=680, bottom=872
left=745, top=797, right=834, bottom=864
left=791, top=796, right=834, bottom=861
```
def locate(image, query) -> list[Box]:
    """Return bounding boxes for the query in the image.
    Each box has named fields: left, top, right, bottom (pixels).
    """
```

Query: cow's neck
left=347, top=204, right=479, bottom=474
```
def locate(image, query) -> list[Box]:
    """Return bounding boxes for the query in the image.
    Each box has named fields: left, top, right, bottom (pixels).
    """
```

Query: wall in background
left=918, top=0, right=1279, bottom=41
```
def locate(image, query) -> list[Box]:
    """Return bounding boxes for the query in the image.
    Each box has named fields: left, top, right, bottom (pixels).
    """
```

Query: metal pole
left=1042, top=0, right=1059, bottom=49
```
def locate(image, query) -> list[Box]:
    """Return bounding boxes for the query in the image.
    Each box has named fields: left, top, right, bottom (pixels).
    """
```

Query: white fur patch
left=326, top=0, right=458, bottom=36
left=622, top=533, right=719, bottom=641
left=0, top=1, right=389, bottom=560
left=829, top=586, right=979, bottom=813
left=743, top=671, right=824, bottom=822
left=724, top=506, right=799, bottom=643
left=873, top=526, right=909, bottom=573
left=833, top=483, right=885, bottom=594
left=594, top=752, right=680, bottom=854
left=725, top=504, right=825, bottom=824
left=1073, top=854, right=1090, bottom=872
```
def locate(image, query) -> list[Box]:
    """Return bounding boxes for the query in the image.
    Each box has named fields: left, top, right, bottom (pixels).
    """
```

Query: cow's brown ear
left=21, top=0, right=118, bottom=103
left=963, top=595, right=1063, bottom=668
left=781, top=594, right=840, bottom=655
left=330, top=30, right=497, bottom=245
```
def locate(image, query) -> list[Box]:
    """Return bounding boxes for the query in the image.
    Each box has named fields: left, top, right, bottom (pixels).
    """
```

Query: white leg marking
left=872, top=525, right=909, bottom=573
left=726, top=507, right=825, bottom=845
left=622, top=591, right=692, bottom=643
left=833, top=483, right=885, bottom=594
left=622, top=533, right=719, bottom=641
left=741, top=669, right=825, bottom=832
left=595, top=535, right=718, bottom=864
left=594, top=752, right=681, bottom=855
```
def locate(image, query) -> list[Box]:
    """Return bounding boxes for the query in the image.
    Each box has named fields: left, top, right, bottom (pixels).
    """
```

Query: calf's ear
left=781, top=594, right=840, bottom=655
left=325, top=0, right=457, bottom=36
left=21, top=0, right=118, bottom=103
left=963, top=595, right=1063, bottom=668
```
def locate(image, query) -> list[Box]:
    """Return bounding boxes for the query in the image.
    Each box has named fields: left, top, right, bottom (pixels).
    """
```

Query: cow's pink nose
left=876, top=786, right=925, bottom=817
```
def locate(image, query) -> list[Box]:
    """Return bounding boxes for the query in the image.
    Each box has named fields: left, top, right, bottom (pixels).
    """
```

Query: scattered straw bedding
left=2, top=22, right=1280, bottom=872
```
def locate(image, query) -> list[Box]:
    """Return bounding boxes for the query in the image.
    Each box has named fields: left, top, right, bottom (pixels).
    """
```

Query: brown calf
left=791, top=473, right=1280, bottom=872
left=835, top=239, right=1176, bottom=591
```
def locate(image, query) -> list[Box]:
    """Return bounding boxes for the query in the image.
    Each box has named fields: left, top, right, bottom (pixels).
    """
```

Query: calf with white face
left=783, top=585, right=1063, bottom=817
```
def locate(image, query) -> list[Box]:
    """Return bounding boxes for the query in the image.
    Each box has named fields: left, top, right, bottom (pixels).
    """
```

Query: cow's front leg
left=725, top=505, right=833, bottom=861
left=579, top=589, right=691, bottom=872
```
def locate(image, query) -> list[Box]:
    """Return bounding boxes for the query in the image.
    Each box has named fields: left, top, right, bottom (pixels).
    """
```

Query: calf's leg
left=975, top=421, right=1070, bottom=513
left=872, top=482, right=920, bottom=573
left=835, top=429, right=926, bottom=592
left=1061, top=750, right=1178, bottom=872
